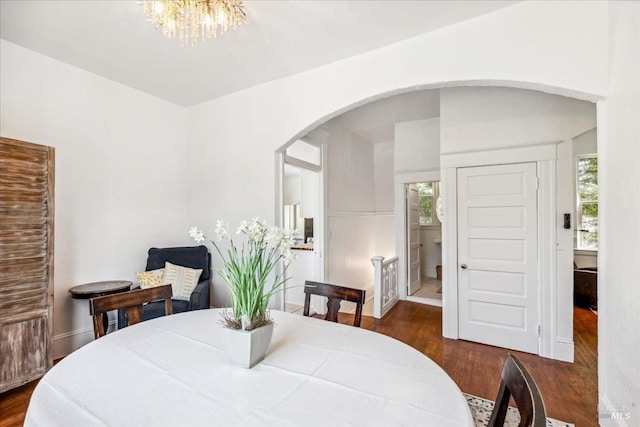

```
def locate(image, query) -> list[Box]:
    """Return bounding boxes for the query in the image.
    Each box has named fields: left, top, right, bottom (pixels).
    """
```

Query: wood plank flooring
left=0, top=302, right=597, bottom=427
left=358, top=303, right=598, bottom=427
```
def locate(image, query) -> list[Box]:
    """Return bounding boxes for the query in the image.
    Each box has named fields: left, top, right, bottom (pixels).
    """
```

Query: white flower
left=247, top=218, right=267, bottom=244
left=189, top=226, right=205, bottom=244
left=236, top=220, right=248, bottom=235
left=282, top=248, right=298, bottom=266
left=188, top=219, right=298, bottom=329
left=264, top=226, right=283, bottom=249
left=215, top=220, right=230, bottom=241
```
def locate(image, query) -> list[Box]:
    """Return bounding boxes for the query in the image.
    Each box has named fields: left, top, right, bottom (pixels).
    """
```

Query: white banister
left=371, top=255, right=399, bottom=319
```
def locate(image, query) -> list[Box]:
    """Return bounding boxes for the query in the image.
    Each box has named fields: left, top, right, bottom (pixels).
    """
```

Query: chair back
left=303, top=281, right=366, bottom=327
left=90, top=285, right=173, bottom=339
left=488, top=353, right=546, bottom=427
left=146, top=245, right=211, bottom=281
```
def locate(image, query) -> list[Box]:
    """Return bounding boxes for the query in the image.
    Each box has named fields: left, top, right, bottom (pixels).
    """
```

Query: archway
left=275, top=82, right=597, bottom=362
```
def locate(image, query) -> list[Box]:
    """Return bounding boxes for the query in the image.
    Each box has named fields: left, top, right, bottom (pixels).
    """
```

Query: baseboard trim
left=52, top=320, right=116, bottom=359
left=407, top=295, right=443, bottom=307
left=552, top=338, right=575, bottom=363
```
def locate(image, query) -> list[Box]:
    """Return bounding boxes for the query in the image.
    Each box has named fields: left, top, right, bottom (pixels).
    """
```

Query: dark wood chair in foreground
left=90, top=285, right=173, bottom=339
left=488, top=353, right=547, bottom=427
left=303, top=281, right=366, bottom=327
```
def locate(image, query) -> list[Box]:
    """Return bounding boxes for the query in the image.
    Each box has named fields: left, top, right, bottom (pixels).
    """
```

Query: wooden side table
left=69, top=280, right=132, bottom=335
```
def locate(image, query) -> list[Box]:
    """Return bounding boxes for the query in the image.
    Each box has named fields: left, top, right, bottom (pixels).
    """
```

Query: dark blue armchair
left=118, top=245, right=211, bottom=328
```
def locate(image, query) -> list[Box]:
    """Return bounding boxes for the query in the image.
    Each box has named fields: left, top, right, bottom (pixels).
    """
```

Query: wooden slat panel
left=0, top=291, right=47, bottom=311
left=0, top=274, right=48, bottom=289
left=0, top=237, right=47, bottom=248
left=0, top=292, right=47, bottom=306
left=0, top=256, right=47, bottom=270
left=0, top=246, right=47, bottom=260
left=0, top=143, right=48, bottom=159
left=0, top=310, right=48, bottom=329
left=0, top=165, right=48, bottom=178
left=0, top=279, right=47, bottom=292
left=0, top=317, right=48, bottom=392
left=0, top=206, right=47, bottom=217
left=0, top=216, right=47, bottom=226
left=0, top=137, right=54, bottom=392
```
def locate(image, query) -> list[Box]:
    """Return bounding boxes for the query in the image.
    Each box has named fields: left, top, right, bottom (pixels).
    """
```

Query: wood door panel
left=0, top=137, right=54, bottom=393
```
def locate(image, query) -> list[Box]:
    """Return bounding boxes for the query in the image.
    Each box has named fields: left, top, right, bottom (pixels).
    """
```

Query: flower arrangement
left=189, top=218, right=296, bottom=331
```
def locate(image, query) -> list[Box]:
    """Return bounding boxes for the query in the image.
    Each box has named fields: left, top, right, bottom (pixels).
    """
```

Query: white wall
left=598, top=2, right=640, bottom=424
left=574, top=127, right=598, bottom=156
left=440, top=87, right=597, bottom=153
left=374, top=141, right=395, bottom=212
left=440, top=86, right=597, bottom=361
left=323, top=121, right=376, bottom=292
left=395, top=118, right=441, bottom=173
left=0, top=40, right=189, bottom=358
left=283, top=173, right=301, bottom=206
left=394, top=118, right=442, bottom=280
left=420, top=228, right=443, bottom=279
left=185, top=1, right=607, bottom=310
left=374, top=141, right=395, bottom=259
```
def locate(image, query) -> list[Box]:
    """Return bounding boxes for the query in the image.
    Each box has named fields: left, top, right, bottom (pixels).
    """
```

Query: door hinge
left=537, top=324, right=541, bottom=336
left=536, top=178, right=540, bottom=190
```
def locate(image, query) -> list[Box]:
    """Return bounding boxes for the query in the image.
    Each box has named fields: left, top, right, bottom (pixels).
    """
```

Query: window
left=576, top=156, right=598, bottom=250
left=418, top=182, right=440, bottom=225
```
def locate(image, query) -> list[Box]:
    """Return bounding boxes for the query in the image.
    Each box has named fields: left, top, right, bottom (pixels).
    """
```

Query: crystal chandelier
left=143, top=0, right=248, bottom=46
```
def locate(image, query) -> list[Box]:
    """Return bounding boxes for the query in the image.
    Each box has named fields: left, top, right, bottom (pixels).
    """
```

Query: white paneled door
left=457, top=163, right=539, bottom=354
left=407, top=184, right=421, bottom=296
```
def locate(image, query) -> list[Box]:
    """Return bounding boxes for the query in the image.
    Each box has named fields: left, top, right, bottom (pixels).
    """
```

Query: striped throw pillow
left=162, top=262, right=203, bottom=301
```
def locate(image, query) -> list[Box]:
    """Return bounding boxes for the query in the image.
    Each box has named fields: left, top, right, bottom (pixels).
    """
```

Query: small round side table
left=69, top=280, right=133, bottom=335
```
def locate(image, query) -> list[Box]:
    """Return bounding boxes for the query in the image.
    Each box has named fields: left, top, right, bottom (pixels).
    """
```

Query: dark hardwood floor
left=358, top=303, right=598, bottom=427
left=0, top=302, right=597, bottom=427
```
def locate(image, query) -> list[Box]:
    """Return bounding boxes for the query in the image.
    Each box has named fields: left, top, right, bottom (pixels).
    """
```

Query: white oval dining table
left=25, top=309, right=474, bottom=426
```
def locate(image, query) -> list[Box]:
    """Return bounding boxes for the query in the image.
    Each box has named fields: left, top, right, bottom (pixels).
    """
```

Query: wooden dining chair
left=303, top=281, right=366, bottom=327
left=89, top=285, right=173, bottom=339
left=487, top=353, right=547, bottom=427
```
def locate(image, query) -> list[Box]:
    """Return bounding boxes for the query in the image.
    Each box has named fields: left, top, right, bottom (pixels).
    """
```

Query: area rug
left=464, top=393, right=574, bottom=427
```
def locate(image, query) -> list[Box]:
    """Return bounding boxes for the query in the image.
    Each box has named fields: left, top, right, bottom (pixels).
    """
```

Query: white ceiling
left=0, top=1, right=518, bottom=106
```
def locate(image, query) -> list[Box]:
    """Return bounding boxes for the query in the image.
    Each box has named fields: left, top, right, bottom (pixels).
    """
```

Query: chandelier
left=143, top=0, right=248, bottom=46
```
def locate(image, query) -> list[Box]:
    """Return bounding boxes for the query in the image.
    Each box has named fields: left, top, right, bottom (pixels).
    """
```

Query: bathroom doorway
left=406, top=180, right=443, bottom=307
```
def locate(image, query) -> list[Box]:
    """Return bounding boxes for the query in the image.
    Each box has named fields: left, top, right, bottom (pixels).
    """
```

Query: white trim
left=574, top=249, right=598, bottom=256
left=327, top=210, right=382, bottom=217
left=52, top=322, right=113, bottom=359
left=274, top=151, right=286, bottom=311
left=275, top=133, right=327, bottom=314
left=420, top=224, right=442, bottom=230
left=395, top=182, right=408, bottom=301
left=395, top=170, right=441, bottom=185
left=537, top=159, right=571, bottom=361
left=395, top=170, right=441, bottom=304
left=441, top=143, right=570, bottom=361
left=441, top=166, right=458, bottom=339
left=441, top=143, right=557, bottom=168
left=553, top=338, right=575, bottom=363
left=406, top=296, right=442, bottom=307
left=284, top=155, right=322, bottom=172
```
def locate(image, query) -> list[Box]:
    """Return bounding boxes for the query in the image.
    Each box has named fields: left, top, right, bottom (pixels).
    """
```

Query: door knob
left=460, top=264, right=468, bottom=269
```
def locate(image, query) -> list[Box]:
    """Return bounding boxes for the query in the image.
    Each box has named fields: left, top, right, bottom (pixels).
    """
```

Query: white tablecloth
left=26, top=309, right=474, bottom=426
